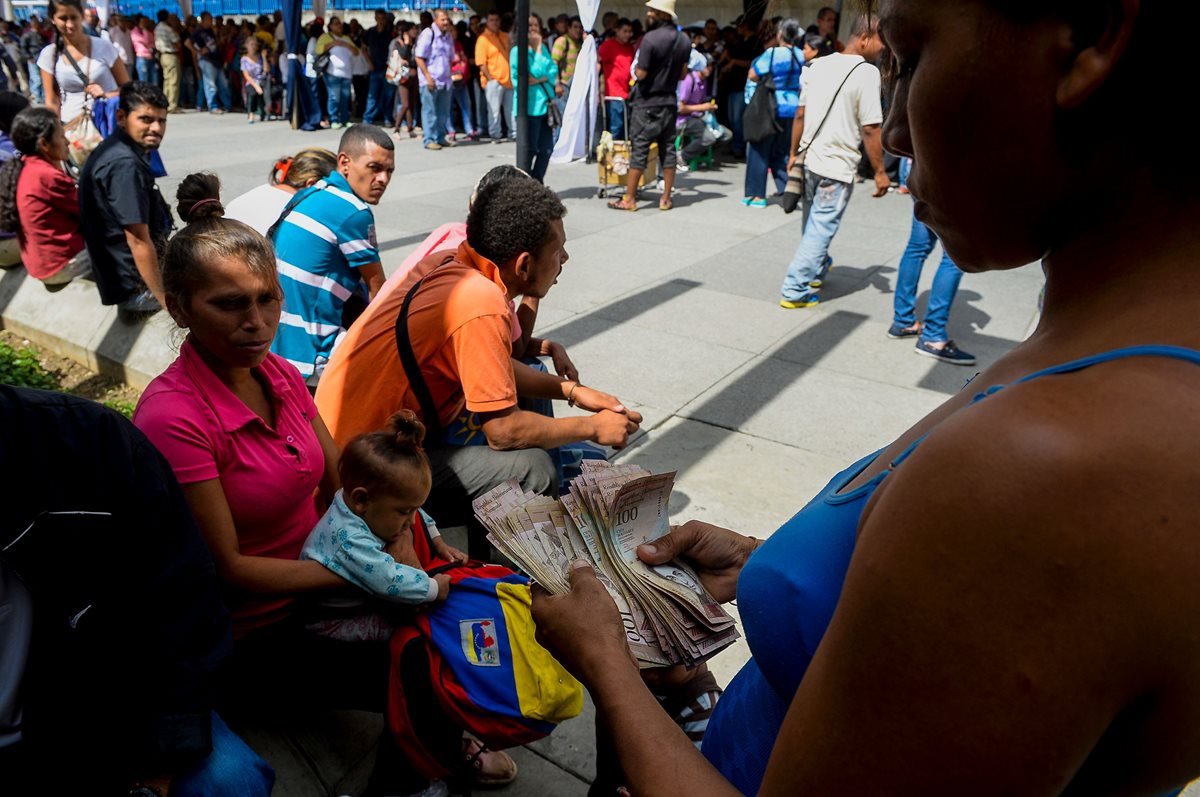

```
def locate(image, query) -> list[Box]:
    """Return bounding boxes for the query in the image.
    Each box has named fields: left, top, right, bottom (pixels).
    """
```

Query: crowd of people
left=6, top=1, right=1200, bottom=797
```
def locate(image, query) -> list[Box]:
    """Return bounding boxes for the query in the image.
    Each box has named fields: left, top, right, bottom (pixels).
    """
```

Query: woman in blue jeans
left=889, top=197, right=974, bottom=365
left=742, top=23, right=816, bottom=207
left=509, top=14, right=558, bottom=183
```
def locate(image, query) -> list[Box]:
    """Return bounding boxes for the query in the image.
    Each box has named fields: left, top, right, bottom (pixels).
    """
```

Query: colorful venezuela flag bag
left=387, top=516, right=583, bottom=778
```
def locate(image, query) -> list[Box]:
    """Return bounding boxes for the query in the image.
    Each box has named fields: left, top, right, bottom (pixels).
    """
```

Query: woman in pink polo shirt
left=134, top=172, right=514, bottom=796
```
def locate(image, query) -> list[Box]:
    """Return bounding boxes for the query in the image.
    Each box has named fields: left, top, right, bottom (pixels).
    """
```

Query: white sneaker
left=676, top=160, right=689, bottom=173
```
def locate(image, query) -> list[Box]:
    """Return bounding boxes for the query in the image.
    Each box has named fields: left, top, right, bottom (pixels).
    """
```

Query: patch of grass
left=102, top=398, right=137, bottom=419
left=0, top=340, right=62, bottom=391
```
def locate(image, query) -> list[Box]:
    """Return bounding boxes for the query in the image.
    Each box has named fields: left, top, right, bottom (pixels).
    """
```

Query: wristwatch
left=129, top=787, right=164, bottom=797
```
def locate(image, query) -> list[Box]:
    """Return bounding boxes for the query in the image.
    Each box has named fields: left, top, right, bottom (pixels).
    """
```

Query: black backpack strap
left=394, top=262, right=451, bottom=444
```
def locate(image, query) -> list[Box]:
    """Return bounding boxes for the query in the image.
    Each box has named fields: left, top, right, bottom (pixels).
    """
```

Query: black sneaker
left=915, top=339, right=976, bottom=365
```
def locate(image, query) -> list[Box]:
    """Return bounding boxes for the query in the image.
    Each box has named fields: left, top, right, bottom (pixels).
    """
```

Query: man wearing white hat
left=607, top=0, right=691, bottom=212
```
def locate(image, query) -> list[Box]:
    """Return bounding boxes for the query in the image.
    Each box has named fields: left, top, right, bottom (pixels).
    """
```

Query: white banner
left=313, top=0, right=326, bottom=21
left=550, top=0, right=601, bottom=164
left=178, top=0, right=193, bottom=18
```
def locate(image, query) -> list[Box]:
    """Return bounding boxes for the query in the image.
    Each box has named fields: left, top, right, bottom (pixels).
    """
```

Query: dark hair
left=119, top=80, right=168, bottom=114
left=0, top=106, right=60, bottom=234
left=469, top=164, right=531, bottom=209
left=848, top=13, right=876, bottom=39
left=617, top=17, right=632, bottom=29
left=818, top=6, right=837, bottom=19
left=340, top=410, right=431, bottom=496
left=0, top=91, right=31, bottom=135
left=339, top=123, right=395, bottom=157
left=164, top=172, right=279, bottom=309
left=778, top=17, right=803, bottom=46
left=467, top=178, right=566, bottom=267
left=156, top=9, right=168, bottom=22
left=802, top=31, right=826, bottom=53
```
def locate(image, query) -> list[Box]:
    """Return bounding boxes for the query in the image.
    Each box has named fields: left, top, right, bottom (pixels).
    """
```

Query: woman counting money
left=533, top=2, right=1200, bottom=795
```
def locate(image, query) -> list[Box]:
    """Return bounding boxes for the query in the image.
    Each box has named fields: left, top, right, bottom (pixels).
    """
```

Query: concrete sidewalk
left=3, top=112, right=1123, bottom=796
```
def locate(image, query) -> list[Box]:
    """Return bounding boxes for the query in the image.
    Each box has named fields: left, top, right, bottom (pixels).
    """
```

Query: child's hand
left=433, top=573, right=452, bottom=601
left=433, top=537, right=469, bottom=564
left=385, top=529, right=421, bottom=569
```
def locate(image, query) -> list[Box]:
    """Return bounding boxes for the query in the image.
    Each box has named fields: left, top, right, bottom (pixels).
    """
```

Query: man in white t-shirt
left=779, top=15, right=888, bottom=309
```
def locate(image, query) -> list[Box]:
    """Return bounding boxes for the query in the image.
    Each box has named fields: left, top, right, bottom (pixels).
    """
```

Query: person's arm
left=108, top=56, right=129, bottom=92
left=476, top=37, right=492, bottom=81
left=786, top=105, right=806, bottom=171
left=358, top=261, right=385, bottom=298
left=308, top=522, right=440, bottom=603
left=241, top=64, right=263, bottom=93
left=123, top=223, right=165, bottom=304
left=311, top=414, right=341, bottom=507
left=40, top=65, right=59, bottom=116
left=523, top=336, right=579, bottom=383
left=182, top=478, right=346, bottom=594
left=513, top=295, right=539, bottom=359
left=860, top=123, right=889, bottom=196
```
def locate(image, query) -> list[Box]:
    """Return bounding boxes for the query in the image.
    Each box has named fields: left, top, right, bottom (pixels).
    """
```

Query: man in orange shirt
left=474, top=10, right=513, bottom=141
left=315, top=178, right=641, bottom=558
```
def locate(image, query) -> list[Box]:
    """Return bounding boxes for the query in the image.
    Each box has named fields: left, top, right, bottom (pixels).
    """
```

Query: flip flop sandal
left=659, top=200, right=673, bottom=211
left=462, top=739, right=518, bottom=788
left=607, top=198, right=638, bottom=212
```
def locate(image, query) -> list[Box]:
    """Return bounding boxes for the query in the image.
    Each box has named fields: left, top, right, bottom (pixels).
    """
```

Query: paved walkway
left=159, top=112, right=1046, bottom=795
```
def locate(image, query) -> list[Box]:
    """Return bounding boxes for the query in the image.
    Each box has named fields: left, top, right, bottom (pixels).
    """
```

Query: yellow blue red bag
left=387, top=516, right=583, bottom=778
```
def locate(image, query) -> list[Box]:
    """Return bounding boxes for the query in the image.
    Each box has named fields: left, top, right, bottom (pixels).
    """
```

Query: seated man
left=0, top=386, right=272, bottom=796
left=316, top=178, right=641, bottom=557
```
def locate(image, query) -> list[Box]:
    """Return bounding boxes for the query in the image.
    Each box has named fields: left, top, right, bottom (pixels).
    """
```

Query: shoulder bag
left=743, top=48, right=781, bottom=145
left=59, top=46, right=104, bottom=168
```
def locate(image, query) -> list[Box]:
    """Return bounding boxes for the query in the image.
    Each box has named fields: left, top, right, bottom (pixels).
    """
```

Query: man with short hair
left=316, top=17, right=360, bottom=128
left=154, top=10, right=182, bottom=112
left=598, top=11, right=619, bottom=41
left=18, top=17, right=47, bottom=103
left=105, top=14, right=135, bottom=82
left=191, top=12, right=231, bottom=113
left=362, top=9, right=394, bottom=125
left=83, top=7, right=100, bottom=37
left=807, top=6, right=844, bottom=57
left=551, top=15, right=584, bottom=108
left=608, top=0, right=691, bottom=212
left=474, top=10, right=512, bottom=142
left=778, top=15, right=888, bottom=309
left=78, top=81, right=171, bottom=314
left=597, top=17, right=636, bottom=137
left=315, top=178, right=641, bottom=558
left=270, top=124, right=393, bottom=385
left=414, top=9, right=455, bottom=150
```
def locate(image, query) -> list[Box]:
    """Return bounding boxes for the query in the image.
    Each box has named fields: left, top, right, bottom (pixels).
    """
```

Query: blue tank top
left=701, top=346, right=1200, bottom=795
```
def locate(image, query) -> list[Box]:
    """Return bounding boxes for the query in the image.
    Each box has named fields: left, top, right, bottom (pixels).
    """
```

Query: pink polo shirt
left=134, top=339, right=324, bottom=637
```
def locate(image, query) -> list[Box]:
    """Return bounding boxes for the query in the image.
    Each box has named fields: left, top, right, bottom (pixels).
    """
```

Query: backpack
left=387, top=515, right=583, bottom=778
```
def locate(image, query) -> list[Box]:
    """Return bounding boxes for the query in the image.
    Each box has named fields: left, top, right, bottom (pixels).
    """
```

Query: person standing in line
left=414, top=8, right=454, bottom=150
left=129, top=15, right=155, bottom=83
left=362, top=9, right=394, bottom=125
left=304, top=19, right=326, bottom=126
left=269, top=124, right=393, bottom=387
left=889, top=193, right=975, bottom=365
left=317, top=16, right=358, bottom=129
left=742, top=20, right=809, bottom=207
left=192, top=12, right=231, bottom=113
left=474, top=10, right=512, bottom=142
left=778, top=15, right=888, bottom=309
left=607, top=0, right=691, bottom=212
left=38, top=0, right=128, bottom=125
left=389, top=22, right=418, bottom=138
left=240, top=37, right=267, bottom=124
left=719, top=17, right=758, bottom=158
left=77, top=81, right=171, bottom=314
left=19, top=17, right=47, bottom=103
left=596, top=17, right=635, bottom=138
left=550, top=15, right=583, bottom=127
left=154, top=10, right=181, bottom=113
left=445, top=23, right=479, bottom=142
left=510, top=14, right=557, bottom=182
left=806, top=6, right=844, bottom=56
left=105, top=14, right=134, bottom=89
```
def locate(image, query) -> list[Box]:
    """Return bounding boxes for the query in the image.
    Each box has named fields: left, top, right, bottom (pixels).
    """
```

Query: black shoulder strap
left=394, top=260, right=452, bottom=443
left=266, top=181, right=322, bottom=242
left=60, top=42, right=90, bottom=85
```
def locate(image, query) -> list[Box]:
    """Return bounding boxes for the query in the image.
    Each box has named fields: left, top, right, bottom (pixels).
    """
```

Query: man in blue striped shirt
left=270, top=124, right=394, bottom=384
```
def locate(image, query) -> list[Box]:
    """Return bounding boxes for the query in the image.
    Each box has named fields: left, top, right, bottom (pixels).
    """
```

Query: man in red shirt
left=596, top=17, right=635, bottom=138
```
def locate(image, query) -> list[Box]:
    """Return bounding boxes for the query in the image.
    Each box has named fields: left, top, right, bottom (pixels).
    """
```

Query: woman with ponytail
left=223, top=147, right=336, bottom=235
left=37, top=0, right=129, bottom=124
left=0, top=107, right=90, bottom=284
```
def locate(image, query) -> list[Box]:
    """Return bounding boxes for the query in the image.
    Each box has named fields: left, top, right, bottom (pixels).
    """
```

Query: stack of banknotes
left=473, top=461, right=740, bottom=667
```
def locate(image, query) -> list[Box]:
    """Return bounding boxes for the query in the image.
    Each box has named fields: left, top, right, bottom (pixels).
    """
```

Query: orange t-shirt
left=315, top=241, right=516, bottom=449
left=474, top=29, right=511, bottom=88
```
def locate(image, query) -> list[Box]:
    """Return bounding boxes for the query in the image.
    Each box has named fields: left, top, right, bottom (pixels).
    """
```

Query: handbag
left=742, top=49, right=780, bottom=145
left=781, top=60, right=866, bottom=214
left=387, top=515, right=583, bottom=779
left=59, top=47, right=103, bottom=168
left=386, top=48, right=410, bottom=86
left=540, top=82, right=562, bottom=129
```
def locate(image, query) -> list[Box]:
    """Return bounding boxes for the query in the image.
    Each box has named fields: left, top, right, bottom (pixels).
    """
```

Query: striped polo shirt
left=269, top=171, right=380, bottom=379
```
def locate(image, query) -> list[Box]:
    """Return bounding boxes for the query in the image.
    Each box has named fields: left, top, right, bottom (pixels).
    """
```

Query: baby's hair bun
left=387, top=410, right=427, bottom=450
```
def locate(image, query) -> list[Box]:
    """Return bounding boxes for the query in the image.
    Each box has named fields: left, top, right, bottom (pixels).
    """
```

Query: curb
left=0, top=267, right=178, bottom=391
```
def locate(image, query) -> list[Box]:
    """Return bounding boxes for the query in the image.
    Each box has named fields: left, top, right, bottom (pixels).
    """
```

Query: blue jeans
left=172, top=712, right=274, bottom=797
left=892, top=208, right=964, bottom=343
left=899, top=156, right=912, bottom=188
left=324, top=74, right=351, bottom=124
left=473, top=80, right=489, bottom=134
left=606, top=98, right=625, bottom=138
left=781, top=171, right=854, bottom=300
left=447, top=80, right=475, bottom=134
left=521, top=113, right=553, bottom=182
left=363, top=71, right=394, bottom=124
left=199, top=59, right=232, bottom=110
left=744, top=123, right=789, bottom=198
left=420, top=83, right=451, bottom=145
left=26, top=60, right=45, bottom=102
left=137, top=56, right=160, bottom=85
left=728, top=90, right=746, bottom=156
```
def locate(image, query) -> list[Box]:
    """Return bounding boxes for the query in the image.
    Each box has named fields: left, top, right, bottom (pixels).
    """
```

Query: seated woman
left=0, top=90, right=30, bottom=269
left=133, top=172, right=517, bottom=797
left=223, top=146, right=336, bottom=236
left=0, top=106, right=91, bottom=285
left=534, top=3, right=1200, bottom=796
